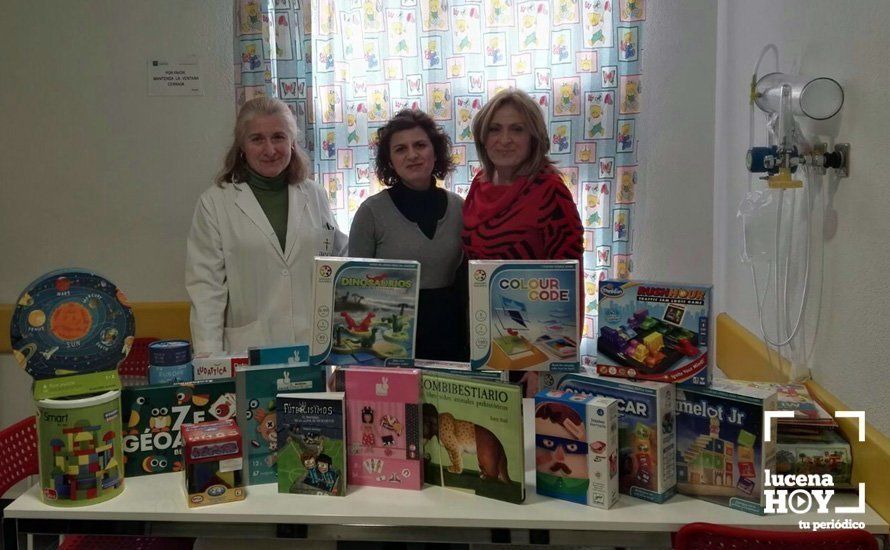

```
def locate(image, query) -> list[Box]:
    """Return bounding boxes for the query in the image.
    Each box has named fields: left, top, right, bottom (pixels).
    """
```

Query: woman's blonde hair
left=471, top=88, right=554, bottom=180
left=216, top=97, right=311, bottom=186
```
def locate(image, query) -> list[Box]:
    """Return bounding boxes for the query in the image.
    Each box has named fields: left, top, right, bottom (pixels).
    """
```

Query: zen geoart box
left=311, top=257, right=420, bottom=367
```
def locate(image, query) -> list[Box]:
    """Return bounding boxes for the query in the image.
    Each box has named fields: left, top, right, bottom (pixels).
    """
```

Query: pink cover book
left=345, top=367, right=423, bottom=490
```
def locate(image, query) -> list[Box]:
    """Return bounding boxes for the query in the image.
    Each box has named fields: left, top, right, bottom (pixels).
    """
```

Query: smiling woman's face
left=484, top=103, right=532, bottom=183
left=242, top=114, right=293, bottom=178
left=389, top=126, right=436, bottom=190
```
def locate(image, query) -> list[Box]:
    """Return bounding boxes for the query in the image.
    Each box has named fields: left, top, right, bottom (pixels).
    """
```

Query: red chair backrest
left=674, top=522, right=878, bottom=549
left=118, top=337, right=158, bottom=378
left=0, top=416, right=39, bottom=498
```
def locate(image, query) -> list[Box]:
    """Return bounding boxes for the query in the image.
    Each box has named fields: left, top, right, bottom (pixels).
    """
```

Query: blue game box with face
left=539, top=372, right=676, bottom=503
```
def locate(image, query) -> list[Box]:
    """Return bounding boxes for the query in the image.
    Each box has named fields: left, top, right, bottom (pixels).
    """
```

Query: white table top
left=6, top=471, right=886, bottom=534
left=6, top=399, right=887, bottom=536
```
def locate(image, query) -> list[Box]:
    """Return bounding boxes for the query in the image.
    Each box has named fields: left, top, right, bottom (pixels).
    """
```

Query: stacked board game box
left=675, top=379, right=778, bottom=515
left=597, top=280, right=711, bottom=386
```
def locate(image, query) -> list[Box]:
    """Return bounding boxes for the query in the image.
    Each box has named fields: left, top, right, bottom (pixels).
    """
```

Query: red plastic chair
left=0, top=416, right=192, bottom=550
left=118, top=337, right=159, bottom=378
left=0, top=416, right=39, bottom=498
left=674, top=522, right=878, bottom=549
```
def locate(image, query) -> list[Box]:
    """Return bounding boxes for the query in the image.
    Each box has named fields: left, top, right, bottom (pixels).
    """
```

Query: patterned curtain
left=233, top=0, right=645, bottom=365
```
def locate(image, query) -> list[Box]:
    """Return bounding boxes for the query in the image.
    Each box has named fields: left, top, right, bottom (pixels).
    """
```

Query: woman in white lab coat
left=186, top=97, right=346, bottom=354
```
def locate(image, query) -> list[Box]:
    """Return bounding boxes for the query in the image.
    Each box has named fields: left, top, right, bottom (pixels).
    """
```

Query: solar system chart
left=10, top=269, right=135, bottom=380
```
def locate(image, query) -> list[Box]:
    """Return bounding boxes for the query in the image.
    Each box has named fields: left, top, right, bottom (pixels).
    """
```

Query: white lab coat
left=185, top=179, right=347, bottom=353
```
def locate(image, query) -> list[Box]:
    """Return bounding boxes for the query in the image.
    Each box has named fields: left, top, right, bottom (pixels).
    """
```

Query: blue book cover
left=276, top=392, right=346, bottom=496
left=235, top=363, right=325, bottom=485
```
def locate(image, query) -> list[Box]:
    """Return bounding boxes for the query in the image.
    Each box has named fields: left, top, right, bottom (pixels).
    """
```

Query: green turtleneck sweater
left=246, top=168, right=289, bottom=252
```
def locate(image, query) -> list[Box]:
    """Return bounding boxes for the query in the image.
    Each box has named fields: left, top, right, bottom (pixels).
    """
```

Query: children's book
left=121, top=379, right=237, bottom=477
left=311, top=257, right=420, bottom=367
left=276, top=392, right=346, bottom=496
left=344, top=367, right=423, bottom=490
left=775, top=383, right=837, bottom=429
left=248, top=344, right=309, bottom=366
left=235, top=363, right=326, bottom=485
left=421, top=372, right=525, bottom=503
left=469, top=260, right=580, bottom=372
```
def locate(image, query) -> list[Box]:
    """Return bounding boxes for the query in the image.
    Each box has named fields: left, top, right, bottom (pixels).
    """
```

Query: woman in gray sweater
left=348, top=109, right=467, bottom=361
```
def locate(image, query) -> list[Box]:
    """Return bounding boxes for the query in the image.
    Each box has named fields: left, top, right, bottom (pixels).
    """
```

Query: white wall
left=714, top=0, right=890, bottom=435
left=634, top=0, right=716, bottom=285
left=0, top=1, right=234, bottom=427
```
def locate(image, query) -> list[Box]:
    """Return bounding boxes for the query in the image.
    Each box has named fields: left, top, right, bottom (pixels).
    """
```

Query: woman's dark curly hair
left=374, top=109, right=454, bottom=187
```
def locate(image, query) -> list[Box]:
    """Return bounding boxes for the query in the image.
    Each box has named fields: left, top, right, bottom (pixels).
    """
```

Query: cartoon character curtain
left=234, top=0, right=645, bottom=362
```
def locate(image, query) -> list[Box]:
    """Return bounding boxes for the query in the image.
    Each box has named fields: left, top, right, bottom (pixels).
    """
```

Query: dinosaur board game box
left=675, top=379, right=777, bottom=515
left=344, top=367, right=423, bottom=490
left=597, top=280, right=711, bottom=386
left=311, top=257, right=420, bottom=367
left=534, top=390, right=619, bottom=509
left=121, top=378, right=237, bottom=477
left=276, top=392, right=346, bottom=496
left=539, top=372, right=676, bottom=503
left=421, top=371, right=525, bottom=503
left=469, top=260, right=580, bottom=372
left=235, top=363, right=326, bottom=485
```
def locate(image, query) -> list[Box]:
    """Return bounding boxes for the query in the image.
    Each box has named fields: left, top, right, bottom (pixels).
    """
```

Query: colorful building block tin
left=675, top=379, right=778, bottom=515
left=10, top=268, right=135, bottom=398
left=597, top=280, right=711, bottom=386
left=470, top=260, right=580, bottom=372
left=540, top=372, right=676, bottom=503
left=36, top=389, right=125, bottom=506
left=534, top=390, right=619, bottom=509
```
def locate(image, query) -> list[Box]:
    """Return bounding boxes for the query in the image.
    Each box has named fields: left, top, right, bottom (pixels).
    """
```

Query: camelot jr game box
left=469, top=260, right=580, bottom=372
left=311, top=258, right=419, bottom=367
left=597, top=280, right=711, bottom=386
left=675, top=379, right=777, bottom=515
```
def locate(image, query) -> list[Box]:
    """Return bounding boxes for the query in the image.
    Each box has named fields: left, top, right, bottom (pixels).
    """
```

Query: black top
left=386, top=183, right=447, bottom=240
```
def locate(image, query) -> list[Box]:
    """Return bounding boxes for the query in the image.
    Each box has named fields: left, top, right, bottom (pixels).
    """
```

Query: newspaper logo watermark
left=763, top=410, right=866, bottom=531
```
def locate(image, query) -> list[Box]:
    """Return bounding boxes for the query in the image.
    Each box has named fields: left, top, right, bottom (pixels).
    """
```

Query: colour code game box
left=311, top=257, right=419, bottom=367
left=469, top=260, right=580, bottom=372
left=597, top=280, right=711, bottom=386
left=675, top=379, right=777, bottom=515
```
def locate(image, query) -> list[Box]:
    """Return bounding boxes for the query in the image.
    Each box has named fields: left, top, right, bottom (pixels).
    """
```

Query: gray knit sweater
left=348, top=189, right=464, bottom=289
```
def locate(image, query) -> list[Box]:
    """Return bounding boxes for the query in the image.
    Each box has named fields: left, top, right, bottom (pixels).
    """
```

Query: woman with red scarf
left=462, top=88, right=583, bottom=264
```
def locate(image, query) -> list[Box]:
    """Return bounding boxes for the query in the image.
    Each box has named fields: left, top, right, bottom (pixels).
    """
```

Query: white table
left=5, top=400, right=887, bottom=549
